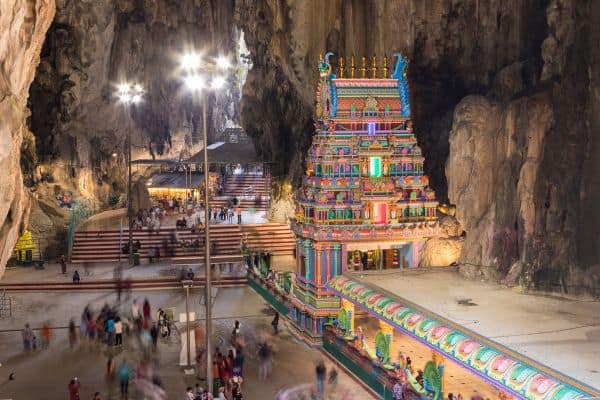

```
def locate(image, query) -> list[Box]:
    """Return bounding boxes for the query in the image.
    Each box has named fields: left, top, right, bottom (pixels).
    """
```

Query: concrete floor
left=0, top=287, right=372, bottom=399
left=356, top=269, right=600, bottom=391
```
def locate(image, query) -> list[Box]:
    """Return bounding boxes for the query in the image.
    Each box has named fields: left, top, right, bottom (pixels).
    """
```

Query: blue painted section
left=392, top=52, right=411, bottom=117
left=330, top=80, right=338, bottom=117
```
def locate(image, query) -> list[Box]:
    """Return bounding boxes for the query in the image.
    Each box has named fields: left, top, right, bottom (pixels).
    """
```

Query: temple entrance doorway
left=346, top=242, right=416, bottom=271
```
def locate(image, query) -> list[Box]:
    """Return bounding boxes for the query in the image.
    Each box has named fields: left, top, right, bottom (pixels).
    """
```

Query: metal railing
left=66, top=201, right=93, bottom=262
left=0, top=289, right=12, bottom=318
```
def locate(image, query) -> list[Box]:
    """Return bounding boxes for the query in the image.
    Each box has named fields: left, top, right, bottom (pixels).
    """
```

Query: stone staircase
left=241, top=223, right=295, bottom=255
left=71, top=225, right=243, bottom=264
left=211, top=173, right=271, bottom=210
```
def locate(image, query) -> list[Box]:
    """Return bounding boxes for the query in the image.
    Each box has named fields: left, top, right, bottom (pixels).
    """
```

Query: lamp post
left=116, top=83, right=144, bottom=266
left=182, top=279, right=194, bottom=367
left=181, top=51, right=230, bottom=392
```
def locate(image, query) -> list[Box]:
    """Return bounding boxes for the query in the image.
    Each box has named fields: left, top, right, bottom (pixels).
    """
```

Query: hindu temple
left=290, top=52, right=440, bottom=340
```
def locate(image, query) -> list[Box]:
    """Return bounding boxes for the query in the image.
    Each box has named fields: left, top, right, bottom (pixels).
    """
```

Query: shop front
left=346, top=241, right=424, bottom=271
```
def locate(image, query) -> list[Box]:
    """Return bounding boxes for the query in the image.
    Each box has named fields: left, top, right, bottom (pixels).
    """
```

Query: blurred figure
left=143, top=298, right=151, bottom=320
left=271, top=312, right=279, bottom=335
left=329, top=368, right=338, bottom=393
left=21, top=323, right=33, bottom=352
left=93, top=392, right=102, bottom=400
left=257, top=340, right=271, bottom=380
left=68, top=377, right=80, bottom=400
left=185, top=387, right=194, bottom=400
left=68, top=319, right=77, bottom=348
left=72, top=270, right=81, bottom=284
left=119, top=360, right=131, bottom=400
left=315, top=360, right=326, bottom=396
left=41, top=321, right=51, bottom=349
left=60, top=254, right=67, bottom=274
left=115, top=318, right=123, bottom=347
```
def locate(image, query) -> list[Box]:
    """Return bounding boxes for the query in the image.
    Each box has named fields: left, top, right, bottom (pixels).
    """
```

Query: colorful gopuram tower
left=289, top=52, right=440, bottom=341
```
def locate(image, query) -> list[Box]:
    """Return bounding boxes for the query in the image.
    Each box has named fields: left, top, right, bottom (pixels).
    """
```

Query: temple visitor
left=236, top=206, right=242, bottom=224
left=118, top=360, right=131, bottom=399
left=328, top=368, right=338, bottom=393
left=72, top=270, right=81, bottom=284
left=21, top=323, right=33, bottom=352
left=271, top=312, right=279, bottom=335
left=257, top=340, right=272, bottom=380
left=41, top=321, right=51, bottom=349
left=68, top=377, right=80, bottom=400
left=114, top=318, right=123, bottom=347
left=60, top=254, right=67, bottom=274
left=315, top=360, right=326, bottom=395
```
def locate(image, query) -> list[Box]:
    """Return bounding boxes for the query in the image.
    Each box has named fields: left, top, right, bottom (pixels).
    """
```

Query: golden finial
left=360, top=56, right=367, bottom=78
left=338, top=56, right=345, bottom=78
left=383, top=53, right=389, bottom=78
left=319, top=53, right=323, bottom=62
left=350, top=54, right=356, bottom=78
left=371, top=54, right=377, bottom=79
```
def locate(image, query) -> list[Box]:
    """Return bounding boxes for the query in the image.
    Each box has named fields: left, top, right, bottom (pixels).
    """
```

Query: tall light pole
left=116, top=82, right=144, bottom=266
left=181, top=51, right=230, bottom=392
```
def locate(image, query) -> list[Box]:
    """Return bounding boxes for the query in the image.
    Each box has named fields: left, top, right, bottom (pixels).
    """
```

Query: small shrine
left=289, top=52, right=440, bottom=340
left=13, top=230, right=39, bottom=266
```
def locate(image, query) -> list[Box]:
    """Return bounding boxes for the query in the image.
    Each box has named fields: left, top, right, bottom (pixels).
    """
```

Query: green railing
left=66, top=202, right=92, bottom=261
left=323, top=328, right=396, bottom=399
left=247, top=274, right=290, bottom=316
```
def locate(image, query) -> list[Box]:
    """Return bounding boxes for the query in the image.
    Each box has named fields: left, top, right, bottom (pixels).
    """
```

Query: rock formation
left=0, top=0, right=55, bottom=276
left=447, top=0, right=600, bottom=294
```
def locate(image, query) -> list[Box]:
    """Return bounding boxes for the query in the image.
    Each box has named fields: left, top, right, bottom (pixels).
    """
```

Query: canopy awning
left=326, top=275, right=599, bottom=400
left=187, top=141, right=269, bottom=164
left=147, top=173, right=204, bottom=189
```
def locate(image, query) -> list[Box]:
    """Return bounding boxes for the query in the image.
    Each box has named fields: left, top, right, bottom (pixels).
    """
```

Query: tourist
left=236, top=206, right=242, bottom=224
left=68, top=377, right=81, bottom=400
left=60, top=254, right=67, bottom=274
left=106, top=316, right=115, bottom=346
left=271, top=312, right=279, bottom=335
left=93, top=392, right=102, bottom=400
left=143, top=298, right=151, bottom=320
left=447, top=393, right=455, bottom=400
left=41, top=321, right=51, bottom=349
left=392, top=379, right=404, bottom=400
left=185, top=386, right=195, bottom=400
left=68, top=319, right=77, bottom=347
left=22, top=323, right=33, bottom=352
left=118, top=360, right=131, bottom=399
left=115, top=318, right=123, bottom=347
left=231, top=320, right=241, bottom=342
left=231, top=376, right=243, bottom=400
left=328, top=368, right=338, bottom=392
left=213, top=206, right=218, bottom=221
left=72, top=270, right=81, bottom=284
left=257, top=340, right=271, bottom=380
left=150, top=323, right=159, bottom=351
left=315, top=360, right=326, bottom=395
left=131, top=299, right=140, bottom=324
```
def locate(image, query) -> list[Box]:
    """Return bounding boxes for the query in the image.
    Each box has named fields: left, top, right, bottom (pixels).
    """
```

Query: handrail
left=67, top=202, right=93, bottom=262
left=0, top=289, right=12, bottom=317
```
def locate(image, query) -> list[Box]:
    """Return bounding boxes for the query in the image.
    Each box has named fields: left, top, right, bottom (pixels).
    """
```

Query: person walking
left=60, top=255, right=67, bottom=274
left=114, top=318, right=123, bottom=347
left=235, top=206, right=242, bottom=224
left=271, top=312, right=279, bottom=335
left=315, top=360, right=326, bottom=396
left=118, top=360, right=131, bottom=400
left=68, top=319, right=77, bottom=348
left=68, top=377, right=81, bottom=400
left=41, top=321, right=51, bottom=349
left=257, top=341, right=271, bottom=380
left=22, top=323, right=33, bottom=352
left=143, top=298, right=151, bottom=320
left=72, top=270, right=81, bottom=284
left=328, top=368, right=338, bottom=394
left=106, top=316, right=115, bottom=346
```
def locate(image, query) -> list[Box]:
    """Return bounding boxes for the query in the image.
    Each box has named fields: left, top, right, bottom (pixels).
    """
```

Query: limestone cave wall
left=0, top=0, right=55, bottom=276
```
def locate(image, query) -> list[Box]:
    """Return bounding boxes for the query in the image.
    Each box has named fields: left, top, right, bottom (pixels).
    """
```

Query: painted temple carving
left=289, top=52, right=440, bottom=339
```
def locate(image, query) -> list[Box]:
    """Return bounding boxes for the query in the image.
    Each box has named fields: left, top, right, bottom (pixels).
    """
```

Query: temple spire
left=360, top=56, right=367, bottom=78
left=371, top=55, right=378, bottom=79
left=350, top=55, right=356, bottom=78
left=338, top=56, right=345, bottom=78
left=383, top=54, right=389, bottom=78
